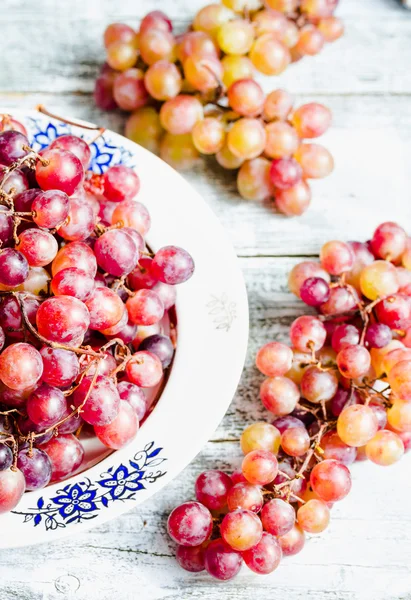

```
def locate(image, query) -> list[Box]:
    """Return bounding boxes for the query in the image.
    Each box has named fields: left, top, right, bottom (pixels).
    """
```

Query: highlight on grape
left=94, top=2, right=342, bottom=217
left=0, top=116, right=194, bottom=514
left=167, top=221, right=411, bottom=579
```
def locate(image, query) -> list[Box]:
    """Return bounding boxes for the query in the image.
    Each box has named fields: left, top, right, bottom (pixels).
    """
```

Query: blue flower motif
left=28, top=119, right=71, bottom=151
left=98, top=465, right=144, bottom=500
left=51, top=484, right=98, bottom=518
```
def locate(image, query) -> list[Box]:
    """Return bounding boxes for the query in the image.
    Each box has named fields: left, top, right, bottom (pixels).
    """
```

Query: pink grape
left=332, top=324, right=360, bottom=352
left=140, top=10, right=172, bottom=34
left=292, top=103, right=332, bottom=138
left=151, top=246, right=194, bottom=285
left=113, top=68, right=149, bottom=112
left=36, top=296, right=90, bottom=346
left=255, top=341, right=293, bottom=377
left=0, top=131, right=29, bottom=165
left=126, top=289, right=164, bottom=326
left=176, top=545, right=205, bottom=573
left=278, top=524, right=305, bottom=556
left=227, top=482, right=264, bottom=512
left=320, top=241, right=355, bottom=275
left=39, top=346, right=79, bottom=388
left=221, top=509, right=263, bottom=551
left=42, top=434, right=84, bottom=481
left=125, top=351, right=163, bottom=387
left=57, top=196, right=96, bottom=242
left=0, top=248, right=29, bottom=286
left=261, top=498, right=295, bottom=536
left=51, top=267, right=94, bottom=301
left=263, top=88, right=294, bottom=121
left=260, top=376, right=300, bottom=416
left=281, top=426, right=310, bottom=456
left=36, top=149, right=84, bottom=196
left=195, top=470, right=233, bottom=511
left=160, top=95, right=203, bottom=135
left=103, top=165, right=140, bottom=203
left=365, top=430, right=404, bottom=466
left=270, top=158, right=302, bottom=190
left=290, top=315, right=327, bottom=352
left=374, top=294, right=411, bottom=330
left=320, top=430, right=357, bottom=465
left=94, top=400, right=138, bottom=449
left=273, top=415, right=305, bottom=434
left=242, top=449, right=278, bottom=485
left=0, top=468, right=26, bottom=513
left=242, top=532, right=282, bottom=575
left=27, top=383, right=66, bottom=428
left=300, top=277, right=330, bottom=306
left=86, top=287, right=124, bottom=331
left=310, top=459, right=352, bottom=502
left=52, top=241, right=97, bottom=278
left=94, top=229, right=139, bottom=277
left=17, top=448, right=52, bottom=491
left=204, top=538, right=242, bottom=581
left=17, top=228, right=58, bottom=267
left=73, top=375, right=120, bottom=426
left=111, top=201, right=151, bottom=236
left=371, top=222, right=407, bottom=262
left=168, top=501, right=213, bottom=546
left=0, top=343, right=43, bottom=390
left=227, top=79, right=265, bottom=118
left=297, top=499, right=330, bottom=533
left=50, top=135, right=91, bottom=170
left=320, top=286, right=359, bottom=316
left=337, top=345, right=371, bottom=379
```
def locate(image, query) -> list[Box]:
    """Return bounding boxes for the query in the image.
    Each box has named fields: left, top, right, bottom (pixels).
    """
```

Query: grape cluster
left=167, top=221, right=411, bottom=580
left=0, top=115, right=194, bottom=515
left=94, top=2, right=341, bottom=216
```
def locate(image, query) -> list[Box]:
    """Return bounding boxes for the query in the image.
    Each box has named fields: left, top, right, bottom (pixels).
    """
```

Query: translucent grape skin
left=261, top=498, right=295, bottom=536
left=125, top=351, right=163, bottom=388
left=260, top=376, right=299, bottom=416
left=39, top=346, right=79, bottom=387
left=227, top=118, right=266, bottom=160
left=86, top=287, right=124, bottom=331
left=94, top=400, right=139, bottom=449
left=160, top=95, right=203, bottom=135
left=221, top=509, right=263, bottom=552
left=0, top=131, right=29, bottom=166
left=94, top=229, right=139, bottom=277
left=227, top=79, right=265, bottom=118
left=256, top=342, right=293, bottom=377
left=270, top=158, right=302, bottom=190
left=17, top=228, right=58, bottom=268
left=337, top=345, right=371, bottom=379
left=290, top=315, right=327, bottom=353
left=51, top=267, right=94, bottom=301
left=337, top=405, right=379, bottom=447
left=50, top=134, right=92, bottom=170
left=242, top=449, right=278, bottom=485
left=310, top=459, right=352, bottom=502
left=42, top=434, right=84, bottom=482
left=365, top=430, right=404, bottom=466
left=103, top=165, right=140, bottom=203
left=151, top=246, right=195, bottom=285
left=0, top=468, right=26, bottom=514
left=138, top=334, right=174, bottom=368
left=52, top=241, right=97, bottom=278
left=242, top=532, right=282, bottom=575
left=0, top=248, right=29, bottom=286
left=73, top=375, right=120, bottom=426
left=204, top=538, right=243, bottom=581
left=26, top=383, right=66, bottom=428
left=176, top=544, right=205, bottom=573
left=167, top=501, right=213, bottom=546
left=297, top=499, right=330, bottom=533
left=36, top=149, right=84, bottom=196
left=278, top=524, right=305, bottom=557
left=17, top=448, right=52, bottom=491
left=227, top=482, right=264, bottom=512
left=192, top=118, right=225, bottom=155
left=240, top=422, right=281, bottom=454
left=300, top=277, right=330, bottom=306
left=237, top=157, right=273, bottom=201
left=195, top=470, right=232, bottom=510
left=281, top=427, right=310, bottom=456
left=36, top=296, right=90, bottom=346
left=126, top=289, right=164, bottom=326
left=0, top=343, right=43, bottom=390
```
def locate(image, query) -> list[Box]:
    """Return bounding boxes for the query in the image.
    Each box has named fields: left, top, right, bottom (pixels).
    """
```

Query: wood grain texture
left=1, top=0, right=411, bottom=598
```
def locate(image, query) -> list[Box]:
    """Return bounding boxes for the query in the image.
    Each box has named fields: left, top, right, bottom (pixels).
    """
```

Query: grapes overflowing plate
left=0, top=109, right=248, bottom=547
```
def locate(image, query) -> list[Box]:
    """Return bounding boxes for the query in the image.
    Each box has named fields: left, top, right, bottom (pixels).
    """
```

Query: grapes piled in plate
left=167, top=221, right=411, bottom=580
left=94, top=2, right=341, bottom=216
left=0, top=116, right=194, bottom=515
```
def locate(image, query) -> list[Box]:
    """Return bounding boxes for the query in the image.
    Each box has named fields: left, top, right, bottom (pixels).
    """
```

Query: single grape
left=256, top=341, right=293, bottom=377
left=160, top=95, right=203, bottom=135
left=126, top=289, right=164, bottom=326
left=261, top=498, right=295, bottom=536
left=365, top=430, right=404, bottom=466
left=227, top=79, right=265, bottom=118
left=176, top=545, right=205, bottom=573
left=57, top=196, right=96, bottom=242
left=270, top=158, right=303, bottom=190
left=217, top=19, right=255, bottom=55
left=125, top=351, right=163, bottom=388
left=50, top=267, right=94, bottom=301
left=138, top=334, right=174, bottom=368
left=139, top=10, right=173, bottom=34
left=221, top=509, right=263, bottom=552
left=17, top=448, right=52, bottom=491
left=192, top=118, right=226, bottom=155
left=360, top=260, right=399, bottom=301
left=216, top=143, right=244, bottom=170
left=160, top=132, right=200, bottom=170
left=320, top=285, right=359, bottom=316
left=387, top=398, right=411, bottom=432
left=275, top=180, right=311, bottom=216
left=318, top=16, right=344, bottom=41
left=375, top=294, right=411, bottom=330
left=0, top=444, right=13, bottom=471
left=242, top=449, right=278, bottom=485
left=36, top=296, right=90, bottom=346
left=195, top=470, right=232, bottom=510
left=139, top=29, right=175, bottom=65
left=221, top=55, right=254, bottom=88
left=250, top=34, right=290, bottom=75
left=151, top=246, right=195, bottom=285
left=167, top=501, right=213, bottom=546
left=296, top=25, right=325, bottom=56
left=388, top=360, right=411, bottom=401
left=52, top=241, right=97, bottom=278
left=42, top=434, right=84, bottom=481
left=0, top=167, right=29, bottom=197
left=281, top=426, right=310, bottom=456
left=295, top=143, right=334, bottom=179
left=106, top=41, right=138, bottom=71
left=0, top=249, right=29, bottom=287
left=111, top=200, right=151, bottom=236
left=292, top=103, right=332, bottom=138
left=36, top=149, right=84, bottom=196
left=184, top=55, right=224, bottom=93
left=0, top=131, right=29, bottom=165
left=337, top=345, right=371, bottom=379
left=337, top=405, right=379, bottom=447
left=17, top=228, right=58, bottom=268
left=297, top=499, right=330, bottom=533
left=0, top=468, right=26, bottom=513
left=265, top=121, right=299, bottom=160
left=94, top=400, right=138, bottom=449
left=177, top=31, right=219, bottom=62
left=0, top=343, right=43, bottom=390
left=193, top=4, right=232, bottom=38
left=113, top=68, right=149, bottom=112
left=86, top=287, right=124, bottom=331
left=260, top=375, right=299, bottom=416
left=227, top=118, right=266, bottom=160
left=278, top=524, right=305, bottom=556
left=125, top=106, right=164, bottom=153
left=240, top=422, right=281, bottom=454
left=273, top=415, right=306, bottom=434
left=320, top=241, right=355, bottom=275
left=0, top=115, right=27, bottom=136
left=237, top=157, right=274, bottom=201
left=103, top=165, right=140, bottom=203
left=310, top=459, right=352, bottom=502
left=242, top=532, right=282, bottom=575
left=73, top=375, right=120, bottom=426
left=204, top=538, right=242, bottom=581
left=227, top=482, right=263, bottom=512
left=27, top=383, right=66, bottom=428
left=320, top=429, right=357, bottom=465
left=50, top=134, right=91, bottom=170
left=104, top=23, right=138, bottom=48
left=39, top=346, right=79, bottom=388
left=290, top=315, right=326, bottom=353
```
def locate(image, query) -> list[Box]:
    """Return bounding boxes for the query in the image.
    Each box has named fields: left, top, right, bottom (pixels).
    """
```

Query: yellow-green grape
left=125, top=107, right=163, bottom=154
left=227, top=118, right=266, bottom=160
left=250, top=34, right=291, bottom=75
left=265, top=0, right=299, bottom=12
left=240, top=422, right=281, bottom=455
left=297, top=499, right=330, bottom=534
left=217, top=20, right=255, bottom=56
left=370, top=340, right=404, bottom=378
left=104, top=23, right=138, bottom=49
left=252, top=9, right=288, bottom=36
left=106, top=41, right=138, bottom=71
left=387, top=398, right=411, bottom=433
left=265, top=121, right=299, bottom=159
left=192, top=118, right=226, bottom=154
left=16, top=267, right=50, bottom=296
left=144, top=61, right=182, bottom=101
left=360, top=260, right=399, bottom=301
left=281, top=21, right=299, bottom=48
left=263, top=89, right=294, bottom=121
left=193, top=4, right=233, bottom=39
left=221, top=55, right=254, bottom=88
left=222, top=0, right=263, bottom=11
left=337, top=405, right=379, bottom=447
left=318, top=17, right=345, bottom=42
left=160, top=95, right=203, bottom=135
left=227, top=79, right=265, bottom=118
left=237, top=157, right=274, bottom=201
left=275, top=180, right=312, bottom=216
left=184, top=55, right=224, bottom=92
left=216, top=143, right=244, bottom=169
left=294, top=143, right=334, bottom=179
left=365, top=430, right=404, bottom=466
left=159, top=133, right=200, bottom=171
left=285, top=349, right=312, bottom=384
left=139, top=29, right=176, bottom=65
left=296, top=25, right=325, bottom=56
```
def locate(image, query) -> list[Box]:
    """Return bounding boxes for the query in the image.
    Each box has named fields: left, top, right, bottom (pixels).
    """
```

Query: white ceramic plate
left=0, top=109, right=249, bottom=548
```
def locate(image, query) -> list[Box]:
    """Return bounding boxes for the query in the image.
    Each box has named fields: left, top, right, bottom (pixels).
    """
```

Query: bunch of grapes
left=167, top=221, right=411, bottom=580
left=0, top=115, right=194, bottom=515
left=94, top=2, right=341, bottom=216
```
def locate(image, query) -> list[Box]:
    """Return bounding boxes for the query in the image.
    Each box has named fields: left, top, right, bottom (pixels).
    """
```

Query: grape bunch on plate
left=0, top=116, right=194, bottom=515
left=94, top=1, right=341, bottom=216
left=167, top=221, right=411, bottom=580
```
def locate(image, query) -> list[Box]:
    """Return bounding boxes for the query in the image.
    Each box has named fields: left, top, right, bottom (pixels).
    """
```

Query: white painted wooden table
left=1, top=1, right=411, bottom=598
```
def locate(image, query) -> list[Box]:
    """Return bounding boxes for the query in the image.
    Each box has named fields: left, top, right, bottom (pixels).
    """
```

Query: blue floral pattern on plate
left=26, top=116, right=137, bottom=174
left=12, top=443, right=166, bottom=530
